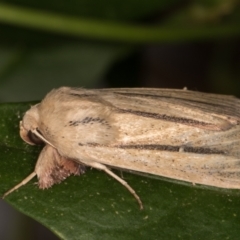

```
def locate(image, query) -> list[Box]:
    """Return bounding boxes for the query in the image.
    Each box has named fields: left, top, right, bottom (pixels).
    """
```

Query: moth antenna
left=85, top=161, right=143, bottom=209
left=2, top=172, right=36, bottom=199
left=32, top=129, right=55, bottom=148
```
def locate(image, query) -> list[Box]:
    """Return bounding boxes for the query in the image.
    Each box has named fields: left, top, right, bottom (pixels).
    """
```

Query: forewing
left=98, top=88, right=240, bottom=130
left=35, top=87, right=240, bottom=189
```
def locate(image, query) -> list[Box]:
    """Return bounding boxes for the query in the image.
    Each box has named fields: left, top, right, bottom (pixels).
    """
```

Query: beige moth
left=3, top=87, right=240, bottom=209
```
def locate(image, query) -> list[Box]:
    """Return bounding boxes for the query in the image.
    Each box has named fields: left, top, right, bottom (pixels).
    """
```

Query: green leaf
left=0, top=3, right=240, bottom=43
left=1, top=103, right=240, bottom=239
left=0, top=0, right=179, bottom=21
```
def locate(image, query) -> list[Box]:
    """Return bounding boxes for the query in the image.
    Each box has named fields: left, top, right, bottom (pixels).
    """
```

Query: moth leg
left=86, top=161, right=143, bottom=209
left=2, top=172, right=37, bottom=199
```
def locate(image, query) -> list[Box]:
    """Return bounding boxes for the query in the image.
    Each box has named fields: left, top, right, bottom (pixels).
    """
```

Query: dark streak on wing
left=69, top=117, right=110, bottom=127
left=117, top=108, right=218, bottom=130
left=114, top=92, right=223, bottom=106
left=118, top=144, right=225, bottom=154
left=79, top=143, right=225, bottom=155
left=114, top=92, right=221, bottom=106
left=114, top=92, right=240, bottom=118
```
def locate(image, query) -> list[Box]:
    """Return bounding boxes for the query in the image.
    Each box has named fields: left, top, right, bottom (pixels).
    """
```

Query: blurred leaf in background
left=0, top=0, right=239, bottom=239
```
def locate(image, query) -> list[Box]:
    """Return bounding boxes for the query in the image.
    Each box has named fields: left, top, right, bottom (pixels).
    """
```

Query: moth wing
left=35, top=87, right=240, bottom=190
left=77, top=143, right=240, bottom=190
left=98, top=88, right=240, bottom=131
left=46, top=87, right=240, bottom=132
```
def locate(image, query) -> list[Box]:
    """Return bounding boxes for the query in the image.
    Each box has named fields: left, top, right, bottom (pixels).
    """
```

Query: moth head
left=20, top=104, right=43, bottom=145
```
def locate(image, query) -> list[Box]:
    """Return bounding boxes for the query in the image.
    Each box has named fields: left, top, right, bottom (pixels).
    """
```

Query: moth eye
left=27, top=130, right=44, bottom=145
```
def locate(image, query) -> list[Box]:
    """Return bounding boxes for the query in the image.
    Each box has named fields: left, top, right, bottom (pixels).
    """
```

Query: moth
left=2, top=87, right=240, bottom=209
